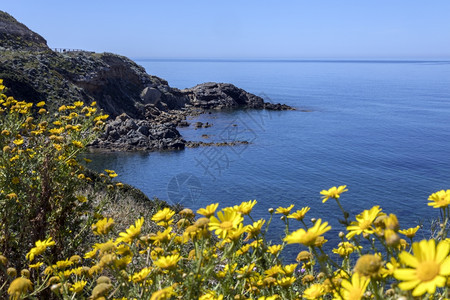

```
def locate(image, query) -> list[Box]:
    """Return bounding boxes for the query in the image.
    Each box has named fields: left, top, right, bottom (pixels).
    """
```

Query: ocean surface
left=87, top=59, right=450, bottom=256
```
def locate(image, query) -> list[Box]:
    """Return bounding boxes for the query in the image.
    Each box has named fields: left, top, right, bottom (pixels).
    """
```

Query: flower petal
left=399, top=251, right=419, bottom=268
left=435, top=240, right=450, bottom=264
left=398, top=279, right=420, bottom=291
left=394, top=268, right=417, bottom=281
left=440, top=256, right=450, bottom=276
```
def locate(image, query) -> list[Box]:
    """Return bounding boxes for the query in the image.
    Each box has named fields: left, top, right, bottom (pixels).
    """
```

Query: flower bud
left=7, top=267, right=17, bottom=277
left=0, top=255, right=7, bottom=266
left=20, top=269, right=30, bottom=278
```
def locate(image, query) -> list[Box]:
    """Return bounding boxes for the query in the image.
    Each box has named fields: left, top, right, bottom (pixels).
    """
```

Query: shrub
left=0, top=79, right=107, bottom=267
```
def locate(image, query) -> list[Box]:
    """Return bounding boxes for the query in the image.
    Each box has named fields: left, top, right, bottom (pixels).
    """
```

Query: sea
left=87, top=59, right=450, bottom=257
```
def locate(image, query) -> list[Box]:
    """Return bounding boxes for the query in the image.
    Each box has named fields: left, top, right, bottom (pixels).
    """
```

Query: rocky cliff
left=0, top=11, right=293, bottom=151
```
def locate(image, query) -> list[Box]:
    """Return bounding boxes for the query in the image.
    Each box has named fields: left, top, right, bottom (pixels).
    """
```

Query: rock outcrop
left=0, top=10, right=294, bottom=151
left=0, top=11, right=48, bottom=51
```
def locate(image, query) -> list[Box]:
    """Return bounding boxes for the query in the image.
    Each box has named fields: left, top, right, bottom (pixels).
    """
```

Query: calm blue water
left=88, top=60, right=450, bottom=254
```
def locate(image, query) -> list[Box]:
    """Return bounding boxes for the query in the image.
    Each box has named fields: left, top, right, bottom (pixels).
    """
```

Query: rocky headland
left=0, top=11, right=294, bottom=151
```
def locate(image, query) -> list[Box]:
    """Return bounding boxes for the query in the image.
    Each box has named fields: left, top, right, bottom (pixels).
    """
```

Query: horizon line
left=132, top=57, right=450, bottom=64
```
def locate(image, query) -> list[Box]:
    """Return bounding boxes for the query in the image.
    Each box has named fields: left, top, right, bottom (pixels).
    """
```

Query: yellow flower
left=116, top=218, right=144, bottom=244
left=6, top=193, right=17, bottom=200
left=320, top=185, right=348, bottom=203
left=236, top=263, right=256, bottom=278
left=381, top=257, right=399, bottom=277
left=199, top=291, right=224, bottom=300
left=92, top=217, right=115, bottom=235
left=54, top=259, right=73, bottom=269
left=150, top=286, right=176, bottom=300
left=287, top=207, right=310, bottom=221
left=69, top=280, right=86, bottom=293
left=275, top=204, right=294, bottom=215
left=72, top=140, right=83, bottom=148
left=26, top=237, right=55, bottom=261
left=28, top=262, right=43, bottom=269
left=236, top=199, right=257, bottom=215
left=209, top=208, right=244, bottom=239
left=427, top=189, right=450, bottom=208
left=154, top=254, right=181, bottom=270
left=38, top=108, right=46, bottom=114
left=76, top=195, right=87, bottom=203
left=217, top=263, right=237, bottom=278
left=258, top=296, right=279, bottom=300
left=8, top=277, right=33, bottom=299
left=236, top=244, right=251, bottom=255
left=130, top=267, right=151, bottom=283
left=283, top=263, right=297, bottom=276
left=150, top=227, right=173, bottom=244
left=49, top=127, right=65, bottom=134
left=197, top=203, right=219, bottom=218
left=346, top=205, right=384, bottom=239
left=151, top=208, right=175, bottom=227
left=276, top=276, right=296, bottom=287
left=267, top=244, right=283, bottom=255
left=303, top=283, right=325, bottom=299
left=245, top=219, right=265, bottom=241
left=394, top=239, right=450, bottom=296
left=284, top=219, right=331, bottom=246
left=335, top=272, right=370, bottom=300
left=13, top=139, right=24, bottom=146
left=36, top=101, right=45, bottom=107
left=74, top=101, right=84, bottom=107
left=399, top=225, right=420, bottom=239
left=332, top=242, right=361, bottom=257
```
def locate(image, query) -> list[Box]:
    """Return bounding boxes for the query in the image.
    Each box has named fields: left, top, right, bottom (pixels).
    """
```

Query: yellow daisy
left=267, top=244, right=283, bottom=255
left=154, top=254, right=181, bottom=270
left=236, top=199, right=257, bottom=215
left=26, top=237, right=55, bottom=261
left=332, top=242, right=362, bottom=257
left=275, top=204, right=294, bottom=215
left=335, top=272, right=370, bottom=300
left=208, top=208, right=243, bottom=239
left=284, top=219, right=331, bottom=246
left=151, top=208, right=175, bottom=227
left=427, top=189, right=450, bottom=208
left=116, top=217, right=144, bottom=244
left=320, top=185, right=348, bottom=203
left=287, top=207, right=310, bottom=221
left=394, top=239, right=450, bottom=296
left=69, top=280, right=86, bottom=293
left=197, top=203, right=219, bottom=218
left=303, top=283, right=325, bottom=299
left=92, top=217, right=115, bottom=235
left=399, top=225, right=420, bottom=239
left=130, top=267, right=152, bottom=283
left=346, top=206, right=384, bottom=239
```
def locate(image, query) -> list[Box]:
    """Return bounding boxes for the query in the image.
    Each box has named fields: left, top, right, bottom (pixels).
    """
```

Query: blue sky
left=3, top=1, right=450, bottom=59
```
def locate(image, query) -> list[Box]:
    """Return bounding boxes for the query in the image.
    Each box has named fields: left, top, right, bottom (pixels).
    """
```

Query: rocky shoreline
left=0, top=10, right=295, bottom=152
left=89, top=83, right=295, bottom=152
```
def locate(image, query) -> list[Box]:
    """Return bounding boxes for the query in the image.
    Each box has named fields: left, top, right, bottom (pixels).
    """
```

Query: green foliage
left=0, top=80, right=107, bottom=267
